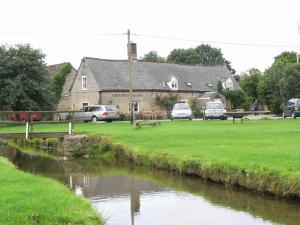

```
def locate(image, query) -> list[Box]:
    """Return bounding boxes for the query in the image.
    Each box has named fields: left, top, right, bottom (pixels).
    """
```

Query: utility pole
left=127, top=29, right=135, bottom=125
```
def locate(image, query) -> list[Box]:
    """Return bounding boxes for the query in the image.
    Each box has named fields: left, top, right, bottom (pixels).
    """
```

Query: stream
left=1, top=147, right=300, bottom=225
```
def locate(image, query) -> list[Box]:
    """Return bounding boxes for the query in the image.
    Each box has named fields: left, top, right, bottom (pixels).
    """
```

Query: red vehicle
left=11, top=112, right=41, bottom=121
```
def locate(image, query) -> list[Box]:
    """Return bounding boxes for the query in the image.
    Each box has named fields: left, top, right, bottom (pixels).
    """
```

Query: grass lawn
left=1, top=119, right=300, bottom=196
left=0, top=157, right=103, bottom=225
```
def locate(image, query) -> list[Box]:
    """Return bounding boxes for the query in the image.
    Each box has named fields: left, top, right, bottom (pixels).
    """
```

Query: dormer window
left=167, top=76, right=178, bottom=91
left=222, top=78, right=233, bottom=90
left=82, top=76, right=87, bottom=90
left=172, top=82, right=177, bottom=89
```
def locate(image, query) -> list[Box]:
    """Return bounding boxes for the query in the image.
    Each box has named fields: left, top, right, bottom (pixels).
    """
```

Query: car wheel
left=189, top=117, right=192, bottom=120
left=92, top=116, right=98, bottom=123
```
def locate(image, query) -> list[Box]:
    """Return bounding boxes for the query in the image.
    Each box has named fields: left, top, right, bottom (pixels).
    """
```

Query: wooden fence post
left=25, top=121, right=29, bottom=140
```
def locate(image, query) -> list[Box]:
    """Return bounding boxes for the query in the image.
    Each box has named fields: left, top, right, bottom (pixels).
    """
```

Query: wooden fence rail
left=0, top=111, right=78, bottom=140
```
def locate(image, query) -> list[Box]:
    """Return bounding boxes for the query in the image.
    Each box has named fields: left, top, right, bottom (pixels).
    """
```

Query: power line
left=1, top=30, right=300, bottom=49
left=132, top=33, right=300, bottom=48
left=0, top=32, right=126, bottom=37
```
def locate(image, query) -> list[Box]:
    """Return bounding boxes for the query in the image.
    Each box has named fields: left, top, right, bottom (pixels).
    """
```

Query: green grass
left=0, top=157, right=103, bottom=225
left=1, top=119, right=300, bottom=197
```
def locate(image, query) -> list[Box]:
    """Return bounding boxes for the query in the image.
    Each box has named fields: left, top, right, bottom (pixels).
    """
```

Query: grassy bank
left=1, top=119, right=300, bottom=197
left=0, top=157, right=103, bottom=225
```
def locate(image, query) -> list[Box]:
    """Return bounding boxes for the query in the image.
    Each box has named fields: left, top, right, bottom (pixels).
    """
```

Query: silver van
left=72, top=105, right=119, bottom=122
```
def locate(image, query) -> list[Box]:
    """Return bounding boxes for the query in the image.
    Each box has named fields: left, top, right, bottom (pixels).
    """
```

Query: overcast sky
left=1, top=0, right=300, bottom=73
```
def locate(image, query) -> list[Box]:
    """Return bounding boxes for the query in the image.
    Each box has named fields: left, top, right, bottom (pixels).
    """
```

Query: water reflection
left=1, top=147, right=300, bottom=225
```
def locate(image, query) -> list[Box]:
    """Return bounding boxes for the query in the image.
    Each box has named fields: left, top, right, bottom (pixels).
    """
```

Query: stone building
left=68, top=57, right=240, bottom=115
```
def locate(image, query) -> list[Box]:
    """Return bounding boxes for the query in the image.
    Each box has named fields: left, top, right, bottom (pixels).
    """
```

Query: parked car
left=72, top=105, right=120, bottom=122
left=203, top=101, right=227, bottom=120
left=11, top=112, right=41, bottom=121
left=171, top=102, right=193, bottom=120
left=282, top=98, right=300, bottom=118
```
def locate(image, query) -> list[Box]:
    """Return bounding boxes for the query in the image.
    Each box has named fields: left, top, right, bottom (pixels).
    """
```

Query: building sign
left=112, top=93, right=143, bottom=98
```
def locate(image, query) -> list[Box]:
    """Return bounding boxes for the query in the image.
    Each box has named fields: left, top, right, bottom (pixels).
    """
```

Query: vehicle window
left=206, top=103, right=224, bottom=109
left=87, top=107, right=94, bottom=112
left=288, top=101, right=295, bottom=106
left=81, top=107, right=89, bottom=112
left=173, top=103, right=190, bottom=110
left=94, top=106, right=103, bottom=111
left=105, top=105, right=117, bottom=111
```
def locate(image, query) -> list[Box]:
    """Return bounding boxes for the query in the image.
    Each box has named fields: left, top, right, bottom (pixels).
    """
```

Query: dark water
left=1, top=147, right=300, bottom=225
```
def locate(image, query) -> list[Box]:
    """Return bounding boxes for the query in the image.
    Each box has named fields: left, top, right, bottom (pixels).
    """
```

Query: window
left=167, top=76, right=178, bottom=90
left=82, top=76, right=87, bottom=90
left=129, top=102, right=139, bottom=112
left=82, top=102, right=88, bottom=107
left=223, top=78, right=233, bottom=90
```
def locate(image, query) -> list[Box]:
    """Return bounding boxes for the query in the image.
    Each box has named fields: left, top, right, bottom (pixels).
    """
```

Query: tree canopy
left=166, top=44, right=235, bottom=74
left=280, top=63, right=300, bottom=102
left=258, top=51, right=297, bottom=114
left=0, top=44, right=53, bottom=111
left=239, top=68, right=262, bottom=99
left=142, top=51, right=165, bottom=63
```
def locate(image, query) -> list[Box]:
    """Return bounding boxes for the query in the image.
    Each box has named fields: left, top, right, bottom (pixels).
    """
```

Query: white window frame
left=128, top=101, right=139, bottom=112
left=168, top=77, right=178, bottom=90
left=82, top=76, right=87, bottom=90
left=81, top=102, right=88, bottom=107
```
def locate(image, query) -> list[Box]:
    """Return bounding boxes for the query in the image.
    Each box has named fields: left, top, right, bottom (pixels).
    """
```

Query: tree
left=194, top=44, right=225, bottom=66
left=0, top=44, right=53, bottom=110
left=51, top=63, right=72, bottom=104
left=142, top=51, right=165, bottom=63
left=167, top=48, right=199, bottom=65
left=217, top=80, right=224, bottom=94
left=239, top=68, right=262, bottom=99
left=258, top=51, right=297, bottom=114
left=280, top=64, right=300, bottom=102
left=166, top=44, right=235, bottom=74
left=224, top=90, right=246, bottom=109
left=155, top=94, right=179, bottom=113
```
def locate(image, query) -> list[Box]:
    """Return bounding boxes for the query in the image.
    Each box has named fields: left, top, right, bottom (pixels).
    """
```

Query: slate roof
left=199, top=91, right=223, bottom=98
left=83, top=57, right=240, bottom=92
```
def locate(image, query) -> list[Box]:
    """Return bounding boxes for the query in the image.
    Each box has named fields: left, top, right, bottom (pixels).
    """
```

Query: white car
left=171, top=102, right=193, bottom=120
left=203, top=102, right=227, bottom=120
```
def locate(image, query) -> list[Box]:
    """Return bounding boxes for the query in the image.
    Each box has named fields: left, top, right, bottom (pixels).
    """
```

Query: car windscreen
left=288, top=99, right=300, bottom=106
left=206, top=103, right=224, bottom=109
left=173, top=103, right=190, bottom=110
left=105, top=105, right=118, bottom=111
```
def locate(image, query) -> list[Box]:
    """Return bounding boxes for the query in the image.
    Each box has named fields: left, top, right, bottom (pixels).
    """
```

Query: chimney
left=130, top=43, right=137, bottom=61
